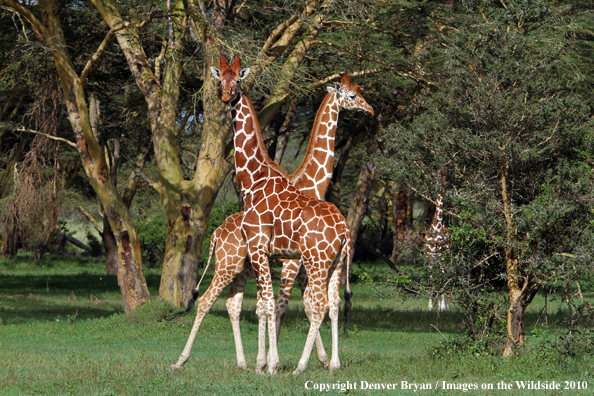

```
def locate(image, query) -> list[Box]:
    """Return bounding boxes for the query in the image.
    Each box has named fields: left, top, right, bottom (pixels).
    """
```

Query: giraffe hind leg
left=226, top=265, right=251, bottom=370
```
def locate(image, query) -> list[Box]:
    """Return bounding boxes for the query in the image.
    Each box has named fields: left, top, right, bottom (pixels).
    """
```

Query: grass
left=1, top=255, right=593, bottom=395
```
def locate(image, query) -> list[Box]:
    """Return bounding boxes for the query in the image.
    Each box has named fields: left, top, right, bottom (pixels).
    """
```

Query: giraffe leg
left=275, top=259, right=299, bottom=341
left=294, top=264, right=328, bottom=367
left=226, top=265, right=250, bottom=370
left=327, top=260, right=344, bottom=372
left=171, top=274, right=231, bottom=371
left=250, top=252, right=279, bottom=375
left=255, top=292, right=268, bottom=373
left=293, top=270, right=327, bottom=375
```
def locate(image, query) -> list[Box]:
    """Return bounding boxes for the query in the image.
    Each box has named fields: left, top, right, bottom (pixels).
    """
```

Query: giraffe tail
left=165, top=231, right=217, bottom=321
left=342, top=229, right=353, bottom=335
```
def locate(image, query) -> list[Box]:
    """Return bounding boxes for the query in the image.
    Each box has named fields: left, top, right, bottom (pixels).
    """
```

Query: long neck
left=425, top=192, right=448, bottom=255
left=289, top=91, right=339, bottom=200
left=430, top=194, right=445, bottom=233
left=231, top=91, right=286, bottom=193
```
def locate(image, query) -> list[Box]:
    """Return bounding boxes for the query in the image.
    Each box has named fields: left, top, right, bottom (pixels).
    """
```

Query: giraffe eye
left=348, top=94, right=356, bottom=99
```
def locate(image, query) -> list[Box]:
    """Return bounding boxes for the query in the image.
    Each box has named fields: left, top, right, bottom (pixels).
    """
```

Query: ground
left=0, top=255, right=592, bottom=395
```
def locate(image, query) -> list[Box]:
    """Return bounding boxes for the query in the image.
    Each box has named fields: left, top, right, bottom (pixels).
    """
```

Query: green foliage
left=376, top=0, right=594, bottom=345
left=433, top=333, right=507, bottom=358
left=136, top=214, right=168, bottom=268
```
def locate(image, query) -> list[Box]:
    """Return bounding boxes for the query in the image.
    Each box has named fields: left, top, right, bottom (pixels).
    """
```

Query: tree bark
left=273, top=101, right=297, bottom=165
left=346, top=161, right=376, bottom=253
left=500, top=163, right=537, bottom=356
left=346, top=113, right=387, bottom=258
left=391, top=183, right=412, bottom=262
left=325, top=132, right=355, bottom=208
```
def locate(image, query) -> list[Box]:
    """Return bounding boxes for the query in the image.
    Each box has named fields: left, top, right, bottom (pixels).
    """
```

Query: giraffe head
left=211, top=54, right=250, bottom=103
left=328, top=72, right=374, bottom=116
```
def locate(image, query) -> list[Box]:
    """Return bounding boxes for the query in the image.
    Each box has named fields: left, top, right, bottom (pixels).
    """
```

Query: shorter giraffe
left=425, top=169, right=450, bottom=311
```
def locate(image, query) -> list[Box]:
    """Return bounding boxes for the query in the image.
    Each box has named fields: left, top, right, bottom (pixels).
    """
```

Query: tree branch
left=122, top=153, right=157, bottom=188
left=78, top=205, right=103, bottom=235
left=1, top=123, right=77, bottom=148
left=311, top=39, right=434, bottom=85
left=80, top=23, right=128, bottom=86
left=308, top=68, right=385, bottom=90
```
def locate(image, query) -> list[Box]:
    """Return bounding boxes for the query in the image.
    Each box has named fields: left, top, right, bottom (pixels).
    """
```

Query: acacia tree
left=380, top=0, right=594, bottom=355
left=0, top=0, right=151, bottom=312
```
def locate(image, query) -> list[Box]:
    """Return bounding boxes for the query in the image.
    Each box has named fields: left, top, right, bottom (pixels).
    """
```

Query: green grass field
left=1, top=255, right=592, bottom=395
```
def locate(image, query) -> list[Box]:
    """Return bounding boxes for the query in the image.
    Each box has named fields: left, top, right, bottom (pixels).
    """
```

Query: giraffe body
left=230, top=70, right=352, bottom=374
left=171, top=56, right=372, bottom=374
left=425, top=170, right=450, bottom=311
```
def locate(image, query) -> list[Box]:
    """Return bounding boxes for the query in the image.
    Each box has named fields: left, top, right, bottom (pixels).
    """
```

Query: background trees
left=379, top=0, right=594, bottom=355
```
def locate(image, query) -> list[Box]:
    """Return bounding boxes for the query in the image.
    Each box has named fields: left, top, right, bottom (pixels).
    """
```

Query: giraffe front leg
left=250, top=252, right=279, bottom=375
left=294, top=265, right=329, bottom=367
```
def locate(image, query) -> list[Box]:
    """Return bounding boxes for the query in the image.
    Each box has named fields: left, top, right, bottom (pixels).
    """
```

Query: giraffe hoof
left=292, top=367, right=304, bottom=375
left=237, top=361, right=247, bottom=370
left=170, top=364, right=184, bottom=372
left=329, top=361, right=341, bottom=372
left=318, top=356, right=329, bottom=368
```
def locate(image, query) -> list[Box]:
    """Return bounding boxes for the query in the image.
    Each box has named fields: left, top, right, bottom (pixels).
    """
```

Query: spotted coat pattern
left=172, top=56, right=364, bottom=375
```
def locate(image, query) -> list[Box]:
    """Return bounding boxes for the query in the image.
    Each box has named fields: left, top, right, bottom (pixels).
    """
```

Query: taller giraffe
left=170, top=72, right=373, bottom=372
left=425, top=169, right=450, bottom=311
left=220, top=54, right=352, bottom=374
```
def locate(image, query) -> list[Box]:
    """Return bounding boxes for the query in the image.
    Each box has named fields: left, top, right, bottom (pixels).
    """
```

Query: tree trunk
left=0, top=138, right=27, bottom=199
left=273, top=101, right=297, bottom=165
left=17, top=0, right=152, bottom=312
left=500, top=163, right=537, bottom=356
left=391, top=184, right=412, bottom=262
left=102, top=215, right=118, bottom=274
left=346, top=160, right=376, bottom=253
left=346, top=113, right=387, bottom=256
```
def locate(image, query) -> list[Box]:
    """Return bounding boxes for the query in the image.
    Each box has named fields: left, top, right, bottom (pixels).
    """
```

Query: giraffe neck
left=231, top=90, right=287, bottom=195
left=425, top=192, right=448, bottom=255
left=289, top=91, right=340, bottom=200
left=430, top=194, right=444, bottom=233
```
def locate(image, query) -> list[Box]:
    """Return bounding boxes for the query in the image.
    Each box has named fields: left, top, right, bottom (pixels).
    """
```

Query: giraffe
left=170, top=62, right=372, bottom=373
left=171, top=55, right=356, bottom=375
left=171, top=58, right=373, bottom=371
left=425, top=169, right=450, bottom=311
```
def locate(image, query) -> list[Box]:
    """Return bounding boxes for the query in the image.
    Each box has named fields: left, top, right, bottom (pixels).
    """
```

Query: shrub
left=136, top=214, right=168, bottom=268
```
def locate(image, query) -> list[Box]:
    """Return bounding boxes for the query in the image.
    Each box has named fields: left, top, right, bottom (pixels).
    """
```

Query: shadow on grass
left=0, top=306, right=125, bottom=324
left=1, top=271, right=571, bottom=334
left=0, top=273, right=163, bottom=295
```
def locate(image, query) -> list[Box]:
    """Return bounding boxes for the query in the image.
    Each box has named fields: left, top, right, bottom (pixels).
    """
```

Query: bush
left=136, top=214, right=168, bottom=268
left=86, top=231, right=103, bottom=256
left=136, top=201, right=241, bottom=268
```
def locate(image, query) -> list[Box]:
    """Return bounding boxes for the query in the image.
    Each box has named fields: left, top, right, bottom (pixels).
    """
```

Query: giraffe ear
left=239, top=68, right=250, bottom=80
left=211, top=67, right=221, bottom=80
left=326, top=86, right=337, bottom=93
left=335, top=85, right=343, bottom=98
